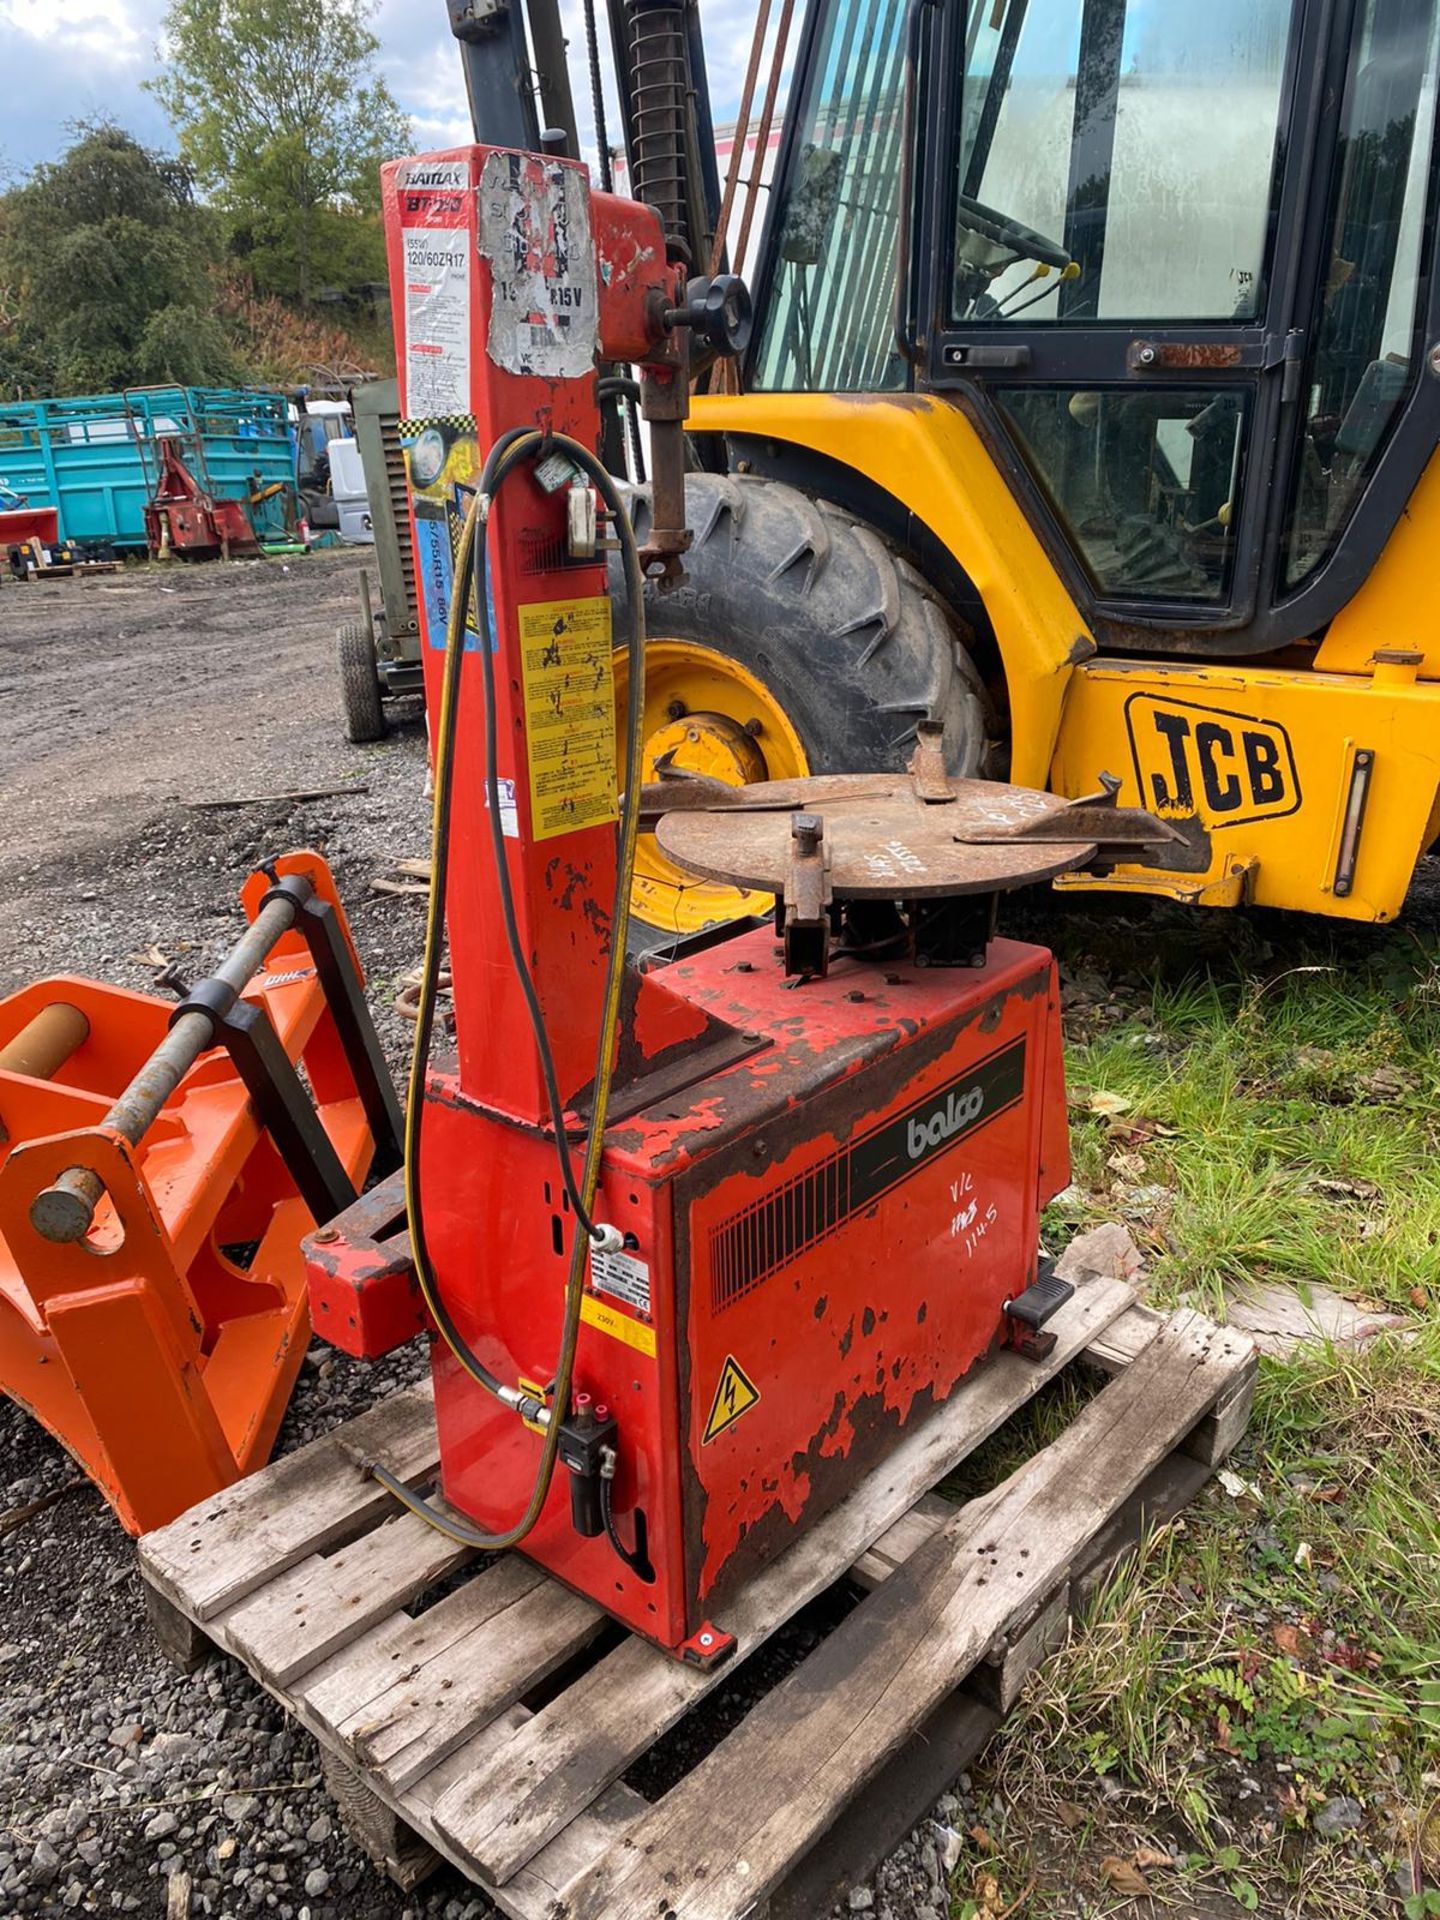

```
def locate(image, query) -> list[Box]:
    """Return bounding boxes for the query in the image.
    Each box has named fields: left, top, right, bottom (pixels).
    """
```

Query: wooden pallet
left=8, top=540, right=124, bottom=582
left=139, top=1283, right=1255, bottom=1920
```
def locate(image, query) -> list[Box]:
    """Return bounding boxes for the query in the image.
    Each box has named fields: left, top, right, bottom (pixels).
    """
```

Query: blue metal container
left=0, top=387, right=298, bottom=553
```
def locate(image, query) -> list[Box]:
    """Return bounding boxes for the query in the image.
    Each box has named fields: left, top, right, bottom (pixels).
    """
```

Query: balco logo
left=908, top=1085, right=985, bottom=1161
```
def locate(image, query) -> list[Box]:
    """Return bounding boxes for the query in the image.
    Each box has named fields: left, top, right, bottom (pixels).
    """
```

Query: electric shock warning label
left=703, top=1356, right=761, bottom=1444
left=518, top=598, right=618, bottom=841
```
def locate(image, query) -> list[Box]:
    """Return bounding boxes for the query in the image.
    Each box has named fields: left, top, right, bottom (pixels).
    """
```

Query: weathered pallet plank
left=850, top=1493, right=951, bottom=1589
left=302, top=1557, right=556, bottom=1741
left=429, top=1274, right=1139, bottom=1885
left=1083, top=1299, right=1166, bottom=1373
left=969, top=1584, right=1071, bottom=1713
left=147, top=1557, right=637, bottom=1920
left=1088, top=1305, right=1260, bottom=1470
left=398, top=1727, right=646, bottom=1914
left=221, top=1507, right=477, bottom=1687
left=294, top=1638, right=640, bottom=1920
left=479, top=1489, right=1000, bottom=1920
left=766, top=1692, right=1003, bottom=1920
left=765, top=1442, right=1225, bottom=1920
left=341, top=1578, right=605, bottom=1794
left=556, top=1311, right=1252, bottom=1920
left=139, top=1383, right=439, bottom=1621
left=135, top=1396, right=654, bottom=1919
left=1184, top=1357, right=1259, bottom=1468
left=504, top=1786, right=649, bottom=1913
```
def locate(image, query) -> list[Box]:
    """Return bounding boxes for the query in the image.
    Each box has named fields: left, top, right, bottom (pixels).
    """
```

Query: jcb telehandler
left=441, top=0, right=1440, bottom=937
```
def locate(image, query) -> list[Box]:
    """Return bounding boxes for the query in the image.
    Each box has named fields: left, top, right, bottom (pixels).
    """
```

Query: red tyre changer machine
left=304, top=130, right=1174, bottom=1664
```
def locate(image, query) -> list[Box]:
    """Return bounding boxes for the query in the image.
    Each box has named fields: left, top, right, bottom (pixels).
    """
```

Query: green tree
left=0, top=123, right=237, bottom=396
left=149, top=0, right=410, bottom=302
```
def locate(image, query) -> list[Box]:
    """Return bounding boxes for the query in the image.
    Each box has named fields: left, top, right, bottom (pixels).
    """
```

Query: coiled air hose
left=368, top=429, right=648, bottom=1553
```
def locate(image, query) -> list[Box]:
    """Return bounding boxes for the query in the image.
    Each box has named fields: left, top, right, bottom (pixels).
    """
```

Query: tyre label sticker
left=397, top=160, right=472, bottom=417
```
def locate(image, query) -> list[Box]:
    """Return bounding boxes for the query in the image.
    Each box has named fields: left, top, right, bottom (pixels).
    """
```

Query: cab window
left=955, top=0, right=1293, bottom=325
left=751, top=0, right=911, bottom=392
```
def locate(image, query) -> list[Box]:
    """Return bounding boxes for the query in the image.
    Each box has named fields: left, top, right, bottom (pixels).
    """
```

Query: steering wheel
left=956, top=191, right=1071, bottom=271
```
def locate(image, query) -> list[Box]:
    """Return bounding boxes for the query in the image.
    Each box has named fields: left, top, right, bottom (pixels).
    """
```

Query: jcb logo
left=1125, top=695, right=1301, bottom=828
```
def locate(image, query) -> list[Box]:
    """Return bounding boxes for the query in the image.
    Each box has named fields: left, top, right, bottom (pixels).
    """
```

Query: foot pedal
left=1004, top=1261, right=1075, bottom=1360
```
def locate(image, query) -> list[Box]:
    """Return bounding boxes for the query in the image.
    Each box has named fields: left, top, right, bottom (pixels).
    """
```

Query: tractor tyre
left=608, top=471, right=992, bottom=935
left=339, top=618, right=386, bottom=745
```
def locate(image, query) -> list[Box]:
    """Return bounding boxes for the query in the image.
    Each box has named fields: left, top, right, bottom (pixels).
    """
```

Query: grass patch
left=965, top=1327, right=1440, bottom=1916
left=1046, top=919, right=1440, bottom=1317
left=942, top=908, right=1440, bottom=1916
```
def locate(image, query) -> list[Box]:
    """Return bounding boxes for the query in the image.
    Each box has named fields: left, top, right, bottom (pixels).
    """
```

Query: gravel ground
left=0, top=554, right=965, bottom=1920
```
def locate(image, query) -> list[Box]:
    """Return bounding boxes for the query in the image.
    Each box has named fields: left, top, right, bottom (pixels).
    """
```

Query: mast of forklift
left=445, top=0, right=579, bottom=155
left=443, top=0, right=728, bottom=481
left=444, top=0, right=725, bottom=289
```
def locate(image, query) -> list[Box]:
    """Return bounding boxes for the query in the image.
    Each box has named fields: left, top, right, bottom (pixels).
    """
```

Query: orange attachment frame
left=0, top=852, right=384, bottom=1534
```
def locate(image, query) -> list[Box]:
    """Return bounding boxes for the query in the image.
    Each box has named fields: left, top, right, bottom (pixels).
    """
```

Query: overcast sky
left=0, top=0, right=761, bottom=182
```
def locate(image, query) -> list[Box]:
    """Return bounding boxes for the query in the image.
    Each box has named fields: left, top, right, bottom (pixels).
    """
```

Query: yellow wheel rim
left=615, top=640, right=810, bottom=935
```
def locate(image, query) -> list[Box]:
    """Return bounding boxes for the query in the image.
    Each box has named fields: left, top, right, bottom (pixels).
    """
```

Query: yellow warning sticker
left=702, top=1355, right=761, bottom=1444
left=518, top=598, right=618, bottom=842
left=581, top=1293, right=657, bottom=1358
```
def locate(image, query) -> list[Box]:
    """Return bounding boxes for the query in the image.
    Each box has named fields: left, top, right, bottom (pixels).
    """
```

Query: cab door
left=920, top=0, right=1440, bottom=652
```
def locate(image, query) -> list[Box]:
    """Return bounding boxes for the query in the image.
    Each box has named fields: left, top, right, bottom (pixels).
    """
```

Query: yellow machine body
left=690, top=392, right=1440, bottom=923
